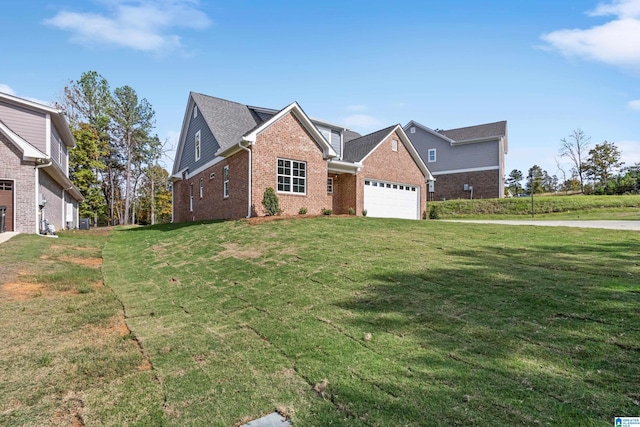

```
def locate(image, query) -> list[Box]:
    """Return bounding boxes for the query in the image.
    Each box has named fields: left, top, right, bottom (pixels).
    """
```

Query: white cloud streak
left=628, top=99, right=640, bottom=110
left=541, top=0, right=640, bottom=69
left=0, top=84, right=16, bottom=95
left=44, top=0, right=211, bottom=53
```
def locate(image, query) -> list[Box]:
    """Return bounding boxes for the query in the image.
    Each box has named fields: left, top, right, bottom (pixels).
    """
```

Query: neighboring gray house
left=0, top=92, right=83, bottom=233
left=404, top=120, right=508, bottom=200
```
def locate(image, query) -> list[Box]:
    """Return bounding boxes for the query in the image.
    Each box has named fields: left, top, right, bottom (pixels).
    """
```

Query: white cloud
left=541, top=0, right=640, bottom=69
left=343, top=114, right=381, bottom=130
left=617, top=139, right=640, bottom=165
left=628, top=99, right=640, bottom=110
left=44, top=0, right=211, bottom=53
left=0, top=84, right=16, bottom=95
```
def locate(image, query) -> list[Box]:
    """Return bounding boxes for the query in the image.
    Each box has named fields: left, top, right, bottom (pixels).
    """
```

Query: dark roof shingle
left=439, top=121, right=507, bottom=142
left=342, top=125, right=396, bottom=163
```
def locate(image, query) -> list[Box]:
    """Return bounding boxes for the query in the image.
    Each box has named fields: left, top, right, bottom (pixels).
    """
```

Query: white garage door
left=364, top=179, right=420, bottom=220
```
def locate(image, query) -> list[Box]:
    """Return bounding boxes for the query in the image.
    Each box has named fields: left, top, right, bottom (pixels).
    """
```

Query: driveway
left=0, top=232, right=19, bottom=244
left=442, top=220, right=640, bottom=231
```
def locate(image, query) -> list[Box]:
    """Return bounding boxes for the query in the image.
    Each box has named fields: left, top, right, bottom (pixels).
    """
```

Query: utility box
left=79, top=218, right=90, bottom=230
left=0, top=206, right=6, bottom=233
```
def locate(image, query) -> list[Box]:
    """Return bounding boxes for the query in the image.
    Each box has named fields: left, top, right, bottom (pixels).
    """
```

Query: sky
left=1, top=0, right=639, bottom=181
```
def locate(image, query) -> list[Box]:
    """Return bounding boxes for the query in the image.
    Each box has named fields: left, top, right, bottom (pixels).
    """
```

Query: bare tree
left=555, top=157, right=567, bottom=195
left=559, top=129, right=590, bottom=193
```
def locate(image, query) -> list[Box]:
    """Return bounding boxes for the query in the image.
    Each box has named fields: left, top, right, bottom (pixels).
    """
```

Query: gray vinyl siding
left=51, top=127, right=61, bottom=168
left=178, top=112, right=220, bottom=172
left=331, top=130, right=341, bottom=159
left=408, top=127, right=499, bottom=173
left=0, top=101, right=47, bottom=151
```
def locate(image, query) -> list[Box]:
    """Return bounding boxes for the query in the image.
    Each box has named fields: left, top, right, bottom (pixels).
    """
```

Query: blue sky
left=1, top=0, right=639, bottom=180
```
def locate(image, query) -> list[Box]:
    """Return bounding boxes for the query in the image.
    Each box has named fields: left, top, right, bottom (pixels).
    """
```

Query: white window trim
left=199, top=178, right=203, bottom=199
left=193, top=105, right=198, bottom=118
left=428, top=148, right=436, bottom=163
left=195, top=130, right=201, bottom=161
left=223, top=165, right=229, bottom=198
left=277, top=158, right=307, bottom=195
left=327, top=177, right=333, bottom=194
left=189, top=183, right=194, bottom=212
left=391, top=139, right=398, bottom=152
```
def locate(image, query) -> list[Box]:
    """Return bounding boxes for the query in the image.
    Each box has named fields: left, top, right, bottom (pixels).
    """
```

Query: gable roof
left=191, top=92, right=261, bottom=153
left=0, top=91, right=75, bottom=148
left=342, top=125, right=397, bottom=163
left=343, top=124, right=433, bottom=181
left=439, top=120, right=507, bottom=142
left=0, top=118, right=48, bottom=160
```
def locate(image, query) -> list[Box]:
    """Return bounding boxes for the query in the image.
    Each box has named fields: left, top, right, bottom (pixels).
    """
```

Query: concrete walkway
left=0, top=232, right=19, bottom=244
left=442, top=220, right=640, bottom=231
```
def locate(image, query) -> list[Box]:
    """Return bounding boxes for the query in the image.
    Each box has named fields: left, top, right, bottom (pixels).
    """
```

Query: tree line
left=506, top=129, right=638, bottom=196
left=59, top=71, right=171, bottom=225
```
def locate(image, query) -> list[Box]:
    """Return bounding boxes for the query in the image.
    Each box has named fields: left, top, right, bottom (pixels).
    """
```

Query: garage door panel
left=364, top=180, right=419, bottom=220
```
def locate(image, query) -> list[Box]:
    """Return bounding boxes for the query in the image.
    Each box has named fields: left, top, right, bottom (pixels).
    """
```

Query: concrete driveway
left=0, top=232, right=19, bottom=244
left=442, top=220, right=640, bottom=231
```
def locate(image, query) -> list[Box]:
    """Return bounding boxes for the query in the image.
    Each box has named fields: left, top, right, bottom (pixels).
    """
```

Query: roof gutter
left=238, top=139, right=253, bottom=218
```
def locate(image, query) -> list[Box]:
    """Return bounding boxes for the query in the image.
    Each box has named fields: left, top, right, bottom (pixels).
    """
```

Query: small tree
left=560, top=129, right=590, bottom=193
left=505, top=169, right=524, bottom=195
left=584, top=141, right=623, bottom=187
left=526, top=165, right=544, bottom=194
left=262, top=187, right=280, bottom=216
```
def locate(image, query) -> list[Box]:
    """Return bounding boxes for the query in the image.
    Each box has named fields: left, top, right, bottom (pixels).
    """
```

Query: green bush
left=348, top=207, right=355, bottom=215
left=298, top=207, right=308, bottom=215
left=321, top=208, right=333, bottom=216
left=262, top=187, right=280, bottom=216
left=429, top=204, right=441, bottom=219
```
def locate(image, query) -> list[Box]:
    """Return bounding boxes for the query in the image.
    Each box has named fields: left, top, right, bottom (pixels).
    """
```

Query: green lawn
left=2, top=217, right=639, bottom=426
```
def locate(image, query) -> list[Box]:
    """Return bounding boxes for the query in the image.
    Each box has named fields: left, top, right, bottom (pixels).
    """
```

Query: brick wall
left=432, top=169, right=500, bottom=200
left=0, top=136, right=37, bottom=233
left=173, top=150, right=250, bottom=222
left=251, top=113, right=331, bottom=216
left=332, top=173, right=357, bottom=215
left=358, top=131, right=427, bottom=218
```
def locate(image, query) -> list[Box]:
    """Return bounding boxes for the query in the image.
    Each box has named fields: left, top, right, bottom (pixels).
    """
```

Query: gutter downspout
left=238, top=140, right=252, bottom=218
left=35, top=158, right=52, bottom=234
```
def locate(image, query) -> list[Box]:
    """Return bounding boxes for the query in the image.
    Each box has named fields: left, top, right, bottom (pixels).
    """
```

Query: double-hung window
left=428, top=148, right=436, bottom=163
left=277, top=158, right=306, bottom=194
left=223, top=165, right=229, bottom=198
left=189, top=183, right=194, bottom=212
left=195, top=130, right=201, bottom=161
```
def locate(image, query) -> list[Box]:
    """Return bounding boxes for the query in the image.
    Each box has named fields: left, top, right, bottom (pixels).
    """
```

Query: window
left=223, top=165, right=229, bottom=198
left=199, top=178, right=203, bottom=199
left=327, top=178, right=333, bottom=194
left=277, top=158, right=306, bottom=194
left=410, top=126, right=416, bottom=134
left=391, top=139, right=398, bottom=152
left=189, top=184, right=194, bottom=212
left=193, top=105, right=198, bottom=118
left=428, top=148, right=436, bottom=162
left=195, top=130, right=201, bottom=161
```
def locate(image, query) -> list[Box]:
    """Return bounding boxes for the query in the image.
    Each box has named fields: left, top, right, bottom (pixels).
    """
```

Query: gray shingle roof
left=191, top=92, right=260, bottom=152
left=439, top=121, right=507, bottom=142
left=343, top=129, right=362, bottom=143
left=342, top=125, right=396, bottom=163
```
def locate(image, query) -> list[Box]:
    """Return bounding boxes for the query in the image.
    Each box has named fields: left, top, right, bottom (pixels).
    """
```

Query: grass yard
left=2, top=217, right=639, bottom=426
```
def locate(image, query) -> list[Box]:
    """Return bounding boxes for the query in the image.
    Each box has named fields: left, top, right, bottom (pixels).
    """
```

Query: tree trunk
left=150, top=178, right=156, bottom=225
left=123, top=132, right=132, bottom=225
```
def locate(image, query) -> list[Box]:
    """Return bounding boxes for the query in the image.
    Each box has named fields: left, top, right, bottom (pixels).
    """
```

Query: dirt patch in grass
left=0, top=282, right=44, bottom=301
left=219, top=242, right=264, bottom=259
left=59, top=255, right=103, bottom=268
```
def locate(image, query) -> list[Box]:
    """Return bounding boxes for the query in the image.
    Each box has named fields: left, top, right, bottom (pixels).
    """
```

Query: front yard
left=1, top=217, right=639, bottom=426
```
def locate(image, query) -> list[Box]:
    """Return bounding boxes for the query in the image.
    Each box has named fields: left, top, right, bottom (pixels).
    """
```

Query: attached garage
left=0, top=180, right=14, bottom=232
left=364, top=179, right=420, bottom=220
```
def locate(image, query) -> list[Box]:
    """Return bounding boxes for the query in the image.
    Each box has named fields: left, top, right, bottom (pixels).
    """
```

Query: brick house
left=0, top=92, right=83, bottom=233
left=171, top=93, right=433, bottom=222
left=405, top=120, right=508, bottom=200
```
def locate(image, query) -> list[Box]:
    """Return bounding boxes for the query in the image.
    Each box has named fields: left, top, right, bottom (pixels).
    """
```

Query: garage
left=0, top=180, right=14, bottom=232
left=364, top=179, right=420, bottom=220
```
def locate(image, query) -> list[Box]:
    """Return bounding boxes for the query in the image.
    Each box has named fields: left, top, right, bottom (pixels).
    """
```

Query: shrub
left=429, top=204, right=441, bottom=219
left=321, top=208, right=333, bottom=216
left=298, top=207, right=308, bottom=215
left=347, top=207, right=355, bottom=215
left=262, top=187, right=280, bottom=216
left=362, top=209, right=368, bottom=217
